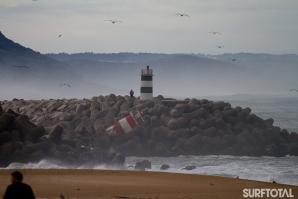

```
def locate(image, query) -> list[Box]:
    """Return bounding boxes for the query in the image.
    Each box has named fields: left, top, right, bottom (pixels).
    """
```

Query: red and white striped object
left=106, top=111, right=144, bottom=137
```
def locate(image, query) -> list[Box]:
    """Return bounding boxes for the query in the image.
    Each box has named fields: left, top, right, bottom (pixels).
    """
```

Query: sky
left=0, top=0, right=298, bottom=55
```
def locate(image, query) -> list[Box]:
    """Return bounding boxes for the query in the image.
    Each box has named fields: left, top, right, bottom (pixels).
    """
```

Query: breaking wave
left=3, top=155, right=298, bottom=186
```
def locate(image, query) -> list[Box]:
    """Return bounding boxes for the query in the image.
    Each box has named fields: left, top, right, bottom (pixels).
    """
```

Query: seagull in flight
left=175, top=13, right=190, bottom=17
left=290, top=89, right=298, bottom=92
left=13, top=66, right=29, bottom=68
left=58, top=35, right=62, bottom=38
left=217, top=46, right=224, bottom=48
left=60, top=84, right=71, bottom=88
left=209, top=31, right=222, bottom=35
left=104, top=20, right=123, bottom=24
left=229, top=58, right=238, bottom=61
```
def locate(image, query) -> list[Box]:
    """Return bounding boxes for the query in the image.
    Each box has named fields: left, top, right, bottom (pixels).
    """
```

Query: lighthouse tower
left=140, top=66, right=153, bottom=100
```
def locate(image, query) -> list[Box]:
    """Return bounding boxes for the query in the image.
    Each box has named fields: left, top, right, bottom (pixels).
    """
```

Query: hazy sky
left=0, top=0, right=298, bottom=54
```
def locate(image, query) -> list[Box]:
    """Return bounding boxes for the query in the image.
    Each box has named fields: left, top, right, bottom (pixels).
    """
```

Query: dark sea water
left=2, top=94, right=298, bottom=185
left=206, top=94, right=298, bottom=133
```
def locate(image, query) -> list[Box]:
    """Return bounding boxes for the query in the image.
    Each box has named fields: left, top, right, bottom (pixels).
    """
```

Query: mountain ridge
left=0, top=31, right=125, bottom=100
left=44, top=51, right=298, bottom=62
left=62, top=54, right=297, bottom=96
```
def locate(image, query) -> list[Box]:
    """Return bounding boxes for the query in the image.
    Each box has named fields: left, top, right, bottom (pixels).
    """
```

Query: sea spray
left=3, top=155, right=298, bottom=186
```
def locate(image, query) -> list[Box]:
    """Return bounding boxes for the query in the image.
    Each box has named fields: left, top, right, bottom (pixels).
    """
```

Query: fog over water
left=1, top=51, right=298, bottom=101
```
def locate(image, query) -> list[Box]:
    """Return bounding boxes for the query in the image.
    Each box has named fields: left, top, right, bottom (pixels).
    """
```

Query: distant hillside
left=45, top=52, right=298, bottom=62
left=0, top=31, right=79, bottom=82
left=44, top=52, right=190, bottom=62
left=206, top=53, right=298, bottom=85
left=233, top=60, right=298, bottom=85
left=0, top=31, right=125, bottom=100
left=213, top=53, right=298, bottom=61
left=63, top=55, right=297, bottom=97
left=8, top=37, right=296, bottom=98
left=45, top=52, right=298, bottom=86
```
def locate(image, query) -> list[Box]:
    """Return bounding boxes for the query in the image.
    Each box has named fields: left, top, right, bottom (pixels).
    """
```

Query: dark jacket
left=3, top=182, right=35, bottom=199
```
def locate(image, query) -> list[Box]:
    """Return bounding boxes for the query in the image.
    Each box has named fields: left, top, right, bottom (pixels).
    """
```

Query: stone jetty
left=0, top=94, right=297, bottom=167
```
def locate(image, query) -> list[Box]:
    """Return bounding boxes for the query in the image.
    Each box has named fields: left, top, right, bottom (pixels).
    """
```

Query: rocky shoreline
left=1, top=94, right=298, bottom=168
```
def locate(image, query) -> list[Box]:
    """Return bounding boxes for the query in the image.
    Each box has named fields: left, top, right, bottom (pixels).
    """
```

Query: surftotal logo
left=243, top=189, right=294, bottom=198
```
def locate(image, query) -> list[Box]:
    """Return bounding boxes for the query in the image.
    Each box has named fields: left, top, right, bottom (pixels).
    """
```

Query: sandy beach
left=0, top=169, right=297, bottom=199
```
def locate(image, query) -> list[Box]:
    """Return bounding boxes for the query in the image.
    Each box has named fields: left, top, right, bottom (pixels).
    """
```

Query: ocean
left=2, top=94, right=298, bottom=185
left=208, top=94, right=298, bottom=133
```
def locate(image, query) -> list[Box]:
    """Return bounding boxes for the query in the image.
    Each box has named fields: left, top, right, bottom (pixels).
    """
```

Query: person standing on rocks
left=130, top=89, right=134, bottom=98
left=3, top=171, right=35, bottom=199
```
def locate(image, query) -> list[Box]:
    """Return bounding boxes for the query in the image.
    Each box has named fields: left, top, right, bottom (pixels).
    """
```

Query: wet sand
left=0, top=169, right=297, bottom=199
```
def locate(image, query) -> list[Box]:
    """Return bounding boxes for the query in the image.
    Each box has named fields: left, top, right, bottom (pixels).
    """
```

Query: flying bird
left=209, top=183, right=215, bottom=186
left=104, top=20, right=123, bottom=24
left=13, top=66, right=29, bottom=68
left=209, top=31, right=222, bottom=35
left=58, top=35, right=62, bottom=38
left=290, top=89, right=298, bottom=92
left=228, top=58, right=238, bottom=61
left=217, top=46, right=224, bottom=48
left=60, top=84, right=71, bottom=88
left=175, top=13, right=190, bottom=17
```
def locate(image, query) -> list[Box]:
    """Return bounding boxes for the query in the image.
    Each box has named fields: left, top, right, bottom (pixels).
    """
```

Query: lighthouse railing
left=141, top=69, right=153, bottom=76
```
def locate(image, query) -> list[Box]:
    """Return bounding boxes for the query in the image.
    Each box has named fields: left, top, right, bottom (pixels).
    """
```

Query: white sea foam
left=5, top=159, right=66, bottom=170
left=2, top=155, right=298, bottom=186
left=125, top=155, right=298, bottom=185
